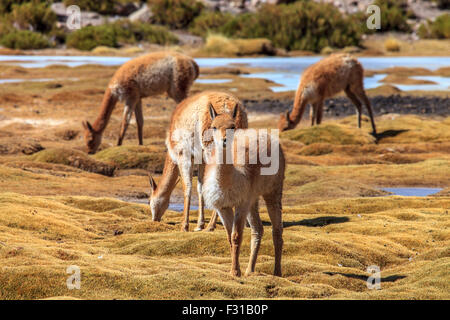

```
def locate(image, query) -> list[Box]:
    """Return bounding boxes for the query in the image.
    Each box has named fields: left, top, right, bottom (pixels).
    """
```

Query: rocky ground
left=244, top=95, right=450, bottom=116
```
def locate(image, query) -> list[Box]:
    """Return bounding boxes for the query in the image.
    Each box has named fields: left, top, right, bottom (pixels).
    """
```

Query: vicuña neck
left=92, top=88, right=117, bottom=133
left=155, top=155, right=180, bottom=200
left=289, top=89, right=305, bottom=125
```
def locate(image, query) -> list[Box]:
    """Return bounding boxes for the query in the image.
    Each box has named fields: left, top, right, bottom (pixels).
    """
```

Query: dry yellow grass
left=362, top=37, right=450, bottom=56
left=197, top=34, right=275, bottom=57
left=0, top=193, right=448, bottom=299
left=384, top=38, right=401, bottom=52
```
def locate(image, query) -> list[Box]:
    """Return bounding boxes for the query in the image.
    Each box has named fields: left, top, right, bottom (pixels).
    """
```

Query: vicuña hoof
left=230, top=269, right=241, bottom=277
left=244, top=270, right=255, bottom=277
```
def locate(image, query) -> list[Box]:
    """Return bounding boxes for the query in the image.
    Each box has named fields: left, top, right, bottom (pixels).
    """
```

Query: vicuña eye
left=212, top=127, right=217, bottom=130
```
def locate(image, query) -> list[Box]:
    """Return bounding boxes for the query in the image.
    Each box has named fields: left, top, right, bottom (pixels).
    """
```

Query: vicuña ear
left=232, top=105, right=238, bottom=119
left=209, top=103, right=217, bottom=120
left=83, top=121, right=94, bottom=132
left=148, top=174, right=157, bottom=191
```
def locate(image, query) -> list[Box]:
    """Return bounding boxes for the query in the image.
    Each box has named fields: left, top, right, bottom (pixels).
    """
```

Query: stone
left=129, top=4, right=153, bottom=23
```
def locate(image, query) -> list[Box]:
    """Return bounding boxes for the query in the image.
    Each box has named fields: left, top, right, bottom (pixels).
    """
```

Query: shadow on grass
left=185, top=216, right=349, bottom=229
left=374, top=129, right=409, bottom=143
left=263, top=216, right=349, bottom=228
left=324, top=272, right=406, bottom=282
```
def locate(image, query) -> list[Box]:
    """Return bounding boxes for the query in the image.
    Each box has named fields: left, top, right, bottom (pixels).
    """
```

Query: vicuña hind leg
left=245, top=202, right=263, bottom=276
left=344, top=88, right=363, bottom=128
left=134, top=100, right=144, bottom=145
left=204, top=211, right=218, bottom=232
left=194, top=164, right=206, bottom=231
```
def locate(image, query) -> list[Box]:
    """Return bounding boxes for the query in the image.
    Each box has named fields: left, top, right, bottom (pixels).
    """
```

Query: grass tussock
left=29, top=148, right=115, bottom=176
left=94, top=145, right=165, bottom=173
left=0, top=193, right=448, bottom=299
left=199, top=34, right=275, bottom=57
left=281, top=124, right=375, bottom=145
left=384, top=38, right=401, bottom=52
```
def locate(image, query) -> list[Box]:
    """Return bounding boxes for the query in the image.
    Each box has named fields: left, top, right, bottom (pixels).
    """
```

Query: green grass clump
left=7, top=1, right=56, bottom=33
left=189, top=11, right=235, bottom=38
left=281, top=124, right=375, bottom=145
left=148, top=0, right=204, bottom=29
left=67, top=22, right=178, bottom=51
left=110, top=19, right=178, bottom=45
left=0, top=30, right=50, bottom=50
left=63, top=0, right=116, bottom=15
left=66, top=25, right=118, bottom=51
left=418, top=14, right=450, bottom=39
left=94, top=145, right=165, bottom=173
left=373, top=0, right=412, bottom=32
left=193, top=1, right=361, bottom=52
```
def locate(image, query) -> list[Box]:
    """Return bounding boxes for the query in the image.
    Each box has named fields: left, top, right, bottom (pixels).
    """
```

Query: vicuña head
left=82, top=121, right=102, bottom=154
left=209, top=102, right=238, bottom=149
left=149, top=175, right=167, bottom=222
left=278, top=110, right=296, bottom=132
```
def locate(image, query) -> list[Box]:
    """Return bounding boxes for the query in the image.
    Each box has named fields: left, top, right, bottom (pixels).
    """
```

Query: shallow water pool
left=382, top=187, right=442, bottom=197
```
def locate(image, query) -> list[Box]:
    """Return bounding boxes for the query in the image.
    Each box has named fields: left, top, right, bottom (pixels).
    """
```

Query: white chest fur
left=203, top=166, right=251, bottom=210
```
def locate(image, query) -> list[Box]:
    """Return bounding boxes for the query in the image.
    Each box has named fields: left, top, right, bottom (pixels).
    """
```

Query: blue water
left=0, top=55, right=448, bottom=91
left=0, top=78, right=77, bottom=84
left=1, top=55, right=448, bottom=70
left=196, top=79, right=232, bottom=84
left=382, top=187, right=442, bottom=197
left=395, top=75, right=450, bottom=91
left=119, top=197, right=198, bottom=212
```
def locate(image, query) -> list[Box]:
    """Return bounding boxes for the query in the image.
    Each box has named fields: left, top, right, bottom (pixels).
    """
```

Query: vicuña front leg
left=230, top=205, right=249, bottom=277
left=118, top=96, right=138, bottom=146
left=344, top=88, right=362, bottom=128
left=134, top=100, right=144, bottom=145
left=178, top=156, right=193, bottom=232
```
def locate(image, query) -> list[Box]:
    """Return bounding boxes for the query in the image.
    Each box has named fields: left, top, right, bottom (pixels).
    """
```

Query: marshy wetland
left=0, top=54, right=449, bottom=300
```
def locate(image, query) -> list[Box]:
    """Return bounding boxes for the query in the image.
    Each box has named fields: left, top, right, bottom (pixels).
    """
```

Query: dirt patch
left=200, top=67, right=250, bottom=75
left=48, top=89, right=104, bottom=102
left=54, top=129, right=79, bottom=141
left=0, top=138, right=44, bottom=155
left=0, top=93, right=26, bottom=104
